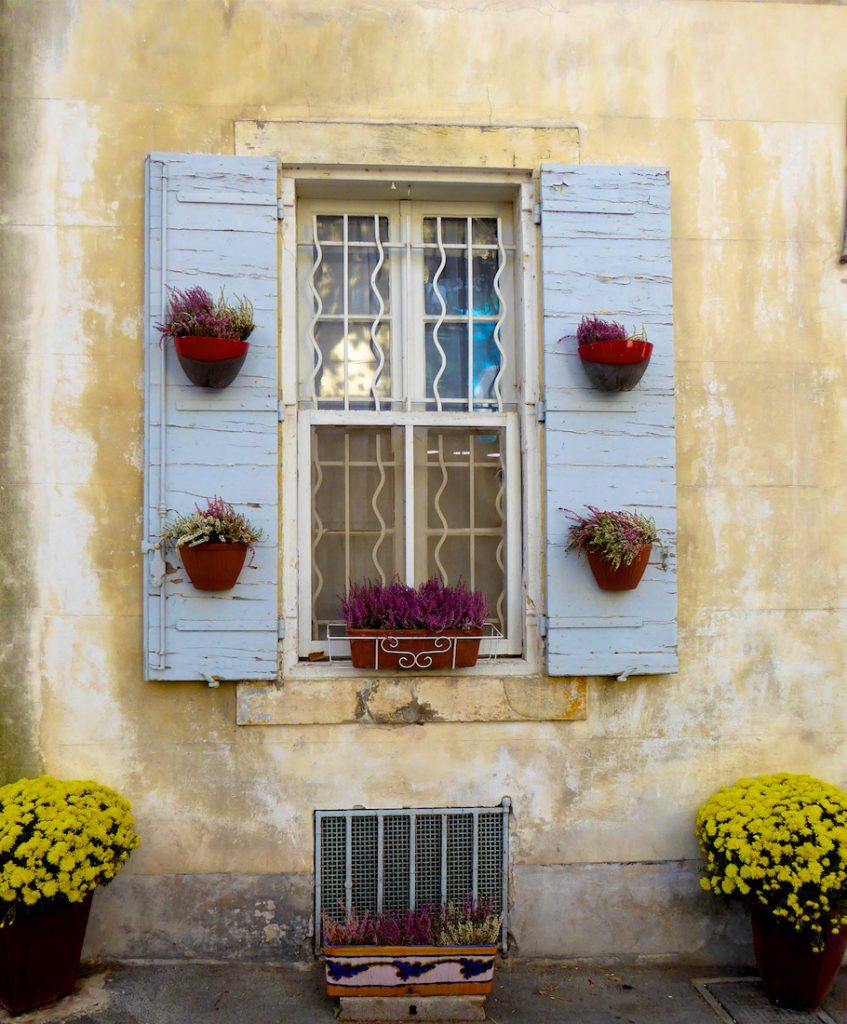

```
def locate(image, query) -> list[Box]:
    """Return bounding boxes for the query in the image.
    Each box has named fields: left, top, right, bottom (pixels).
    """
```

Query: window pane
left=425, top=322, right=466, bottom=405
left=312, top=427, right=404, bottom=640
left=424, top=250, right=467, bottom=316
left=413, top=427, right=507, bottom=633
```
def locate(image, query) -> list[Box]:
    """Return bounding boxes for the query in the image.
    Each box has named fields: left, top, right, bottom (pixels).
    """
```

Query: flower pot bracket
left=325, top=622, right=504, bottom=670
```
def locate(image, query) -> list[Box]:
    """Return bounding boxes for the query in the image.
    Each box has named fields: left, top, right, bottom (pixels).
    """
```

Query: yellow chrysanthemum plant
left=0, top=777, right=140, bottom=925
left=696, top=773, right=847, bottom=951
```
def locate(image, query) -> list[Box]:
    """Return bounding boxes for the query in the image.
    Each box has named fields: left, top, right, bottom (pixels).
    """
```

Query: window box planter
left=323, top=944, right=497, bottom=998
left=347, top=629, right=484, bottom=671
left=577, top=337, right=653, bottom=392
left=178, top=541, right=248, bottom=591
left=174, top=336, right=249, bottom=389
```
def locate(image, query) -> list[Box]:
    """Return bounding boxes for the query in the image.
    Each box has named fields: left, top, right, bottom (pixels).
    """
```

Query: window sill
left=236, top=667, right=587, bottom=726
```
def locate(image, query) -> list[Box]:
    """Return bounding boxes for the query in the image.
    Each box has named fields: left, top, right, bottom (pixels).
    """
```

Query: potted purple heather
left=321, top=897, right=501, bottom=1000
left=339, top=577, right=488, bottom=670
left=163, top=497, right=262, bottom=591
left=156, top=286, right=255, bottom=389
left=563, top=506, right=666, bottom=591
left=573, top=316, right=653, bottom=391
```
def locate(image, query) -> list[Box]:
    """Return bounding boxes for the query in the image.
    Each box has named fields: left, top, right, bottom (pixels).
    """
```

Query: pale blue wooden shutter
left=143, top=153, right=278, bottom=681
left=541, top=165, right=677, bottom=677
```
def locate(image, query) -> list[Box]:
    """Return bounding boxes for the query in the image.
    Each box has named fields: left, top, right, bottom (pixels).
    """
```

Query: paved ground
left=2, top=960, right=846, bottom=1024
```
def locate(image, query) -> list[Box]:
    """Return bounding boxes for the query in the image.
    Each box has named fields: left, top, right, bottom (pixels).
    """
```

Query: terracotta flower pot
left=0, top=892, right=93, bottom=1014
left=586, top=545, right=652, bottom=590
left=178, top=542, right=248, bottom=591
left=323, top=944, right=497, bottom=997
left=347, top=629, right=484, bottom=671
left=174, top=336, right=249, bottom=389
left=752, top=907, right=847, bottom=1011
left=578, top=338, right=653, bottom=391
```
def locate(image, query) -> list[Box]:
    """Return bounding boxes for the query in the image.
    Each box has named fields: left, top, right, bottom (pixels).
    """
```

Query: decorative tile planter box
left=323, top=945, right=497, bottom=997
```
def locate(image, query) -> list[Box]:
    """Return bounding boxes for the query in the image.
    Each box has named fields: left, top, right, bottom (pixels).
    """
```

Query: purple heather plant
left=321, top=897, right=501, bottom=947
left=156, top=286, right=255, bottom=341
left=563, top=506, right=665, bottom=571
left=339, top=577, right=488, bottom=632
left=163, top=496, right=263, bottom=550
left=574, top=316, right=647, bottom=347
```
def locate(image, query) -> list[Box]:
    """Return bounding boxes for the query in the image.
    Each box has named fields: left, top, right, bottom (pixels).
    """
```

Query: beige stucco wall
left=3, top=0, right=847, bottom=958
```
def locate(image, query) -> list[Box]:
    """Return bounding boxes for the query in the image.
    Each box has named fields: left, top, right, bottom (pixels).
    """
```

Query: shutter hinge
left=536, top=398, right=546, bottom=424
left=538, top=614, right=548, bottom=639
left=276, top=198, right=285, bottom=220
left=277, top=618, right=286, bottom=640
left=532, top=202, right=541, bottom=225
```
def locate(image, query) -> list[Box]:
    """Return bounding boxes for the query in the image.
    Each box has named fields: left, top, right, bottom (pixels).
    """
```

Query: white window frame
left=278, top=170, right=543, bottom=678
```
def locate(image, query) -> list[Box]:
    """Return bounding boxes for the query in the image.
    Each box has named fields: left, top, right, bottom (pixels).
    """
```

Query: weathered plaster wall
left=5, top=0, right=847, bottom=960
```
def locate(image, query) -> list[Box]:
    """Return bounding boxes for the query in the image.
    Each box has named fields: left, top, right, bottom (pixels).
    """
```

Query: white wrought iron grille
left=297, top=200, right=522, bottom=659
left=314, top=798, right=511, bottom=954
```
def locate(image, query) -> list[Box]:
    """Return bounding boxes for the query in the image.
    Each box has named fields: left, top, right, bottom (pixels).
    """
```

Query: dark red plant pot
left=179, top=542, right=248, bottom=591
left=752, top=907, right=847, bottom=1011
left=578, top=339, right=653, bottom=392
left=347, top=629, right=483, bottom=671
left=0, top=892, right=93, bottom=1015
left=174, top=336, right=249, bottom=389
left=586, top=545, right=652, bottom=591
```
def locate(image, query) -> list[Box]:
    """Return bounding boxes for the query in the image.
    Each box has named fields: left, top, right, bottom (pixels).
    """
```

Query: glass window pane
left=316, top=215, right=343, bottom=242
left=413, top=427, right=507, bottom=633
left=312, top=427, right=404, bottom=640
left=473, top=322, right=501, bottom=404
left=472, top=218, right=498, bottom=245
left=423, top=216, right=467, bottom=245
left=313, top=248, right=343, bottom=315
left=472, top=250, right=500, bottom=316
left=348, top=248, right=390, bottom=316
left=424, top=250, right=467, bottom=316
left=425, top=322, right=467, bottom=404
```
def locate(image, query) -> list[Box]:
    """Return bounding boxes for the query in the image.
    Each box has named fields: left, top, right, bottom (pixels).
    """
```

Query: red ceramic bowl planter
left=347, top=629, right=484, bottom=671
left=752, top=907, right=847, bottom=1011
left=578, top=338, right=653, bottom=392
left=174, top=336, right=249, bottom=389
left=586, top=545, right=652, bottom=591
left=179, top=542, right=248, bottom=591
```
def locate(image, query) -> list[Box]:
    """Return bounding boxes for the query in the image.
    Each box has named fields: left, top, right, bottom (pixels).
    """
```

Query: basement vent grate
left=693, top=978, right=842, bottom=1024
left=314, top=798, right=511, bottom=954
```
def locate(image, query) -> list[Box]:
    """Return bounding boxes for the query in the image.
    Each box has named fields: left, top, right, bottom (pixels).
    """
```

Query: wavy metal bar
left=433, top=433, right=449, bottom=585
left=312, top=441, right=326, bottom=635
left=431, top=218, right=448, bottom=412
left=307, top=214, right=325, bottom=403
left=371, top=432, right=387, bottom=584
left=491, top=218, right=507, bottom=412
left=369, top=213, right=386, bottom=411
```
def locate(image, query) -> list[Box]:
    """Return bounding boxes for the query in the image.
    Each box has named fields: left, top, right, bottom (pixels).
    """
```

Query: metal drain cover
left=693, top=977, right=842, bottom=1024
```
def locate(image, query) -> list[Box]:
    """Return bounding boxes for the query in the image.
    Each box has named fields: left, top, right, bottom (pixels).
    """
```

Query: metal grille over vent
left=315, top=797, right=510, bottom=953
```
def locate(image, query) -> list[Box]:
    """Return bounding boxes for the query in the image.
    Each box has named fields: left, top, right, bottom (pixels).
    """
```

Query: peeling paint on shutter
left=143, top=153, right=278, bottom=681
left=541, top=165, right=677, bottom=677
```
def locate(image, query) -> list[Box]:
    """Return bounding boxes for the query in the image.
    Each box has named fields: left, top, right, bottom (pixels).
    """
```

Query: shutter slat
left=541, top=165, right=677, bottom=677
left=144, top=153, right=279, bottom=681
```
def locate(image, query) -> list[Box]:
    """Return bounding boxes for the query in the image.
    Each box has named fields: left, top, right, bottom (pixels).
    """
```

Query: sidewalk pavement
left=2, top=960, right=845, bottom=1024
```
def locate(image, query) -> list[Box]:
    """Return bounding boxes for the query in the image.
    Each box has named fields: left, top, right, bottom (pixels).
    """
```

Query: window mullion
left=404, top=424, right=415, bottom=586
left=467, top=215, right=474, bottom=414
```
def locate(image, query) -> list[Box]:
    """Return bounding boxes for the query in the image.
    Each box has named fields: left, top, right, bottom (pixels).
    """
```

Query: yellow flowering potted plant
left=0, top=777, right=140, bottom=1014
left=696, top=772, right=847, bottom=1011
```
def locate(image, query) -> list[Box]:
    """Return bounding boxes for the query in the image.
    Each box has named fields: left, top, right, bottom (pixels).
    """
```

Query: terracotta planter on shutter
left=0, top=893, right=93, bottom=1014
left=178, top=542, right=248, bottom=591
left=578, top=338, right=653, bottom=392
left=586, top=545, right=652, bottom=591
left=174, top=336, right=249, bottom=389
